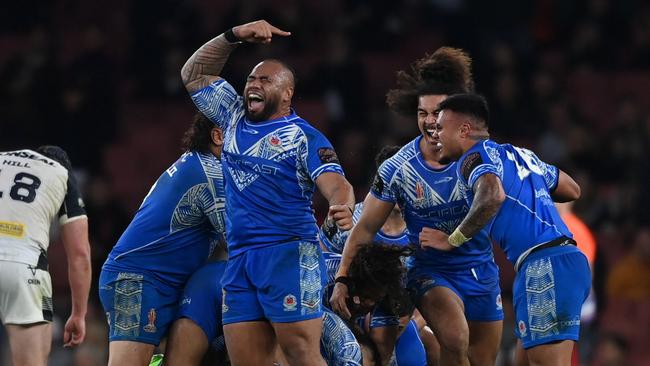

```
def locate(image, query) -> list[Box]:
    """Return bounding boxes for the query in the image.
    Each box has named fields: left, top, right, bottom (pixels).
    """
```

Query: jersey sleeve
left=190, top=79, right=244, bottom=130
left=538, top=159, right=559, bottom=191
left=370, top=158, right=400, bottom=203
left=58, top=170, right=87, bottom=225
left=459, top=143, right=503, bottom=189
left=299, top=125, right=345, bottom=181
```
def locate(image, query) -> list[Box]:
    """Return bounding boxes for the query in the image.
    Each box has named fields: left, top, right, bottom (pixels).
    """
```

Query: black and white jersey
left=0, top=149, right=86, bottom=266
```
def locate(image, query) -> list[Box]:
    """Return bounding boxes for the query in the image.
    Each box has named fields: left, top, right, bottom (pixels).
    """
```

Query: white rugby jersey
left=0, top=149, right=86, bottom=265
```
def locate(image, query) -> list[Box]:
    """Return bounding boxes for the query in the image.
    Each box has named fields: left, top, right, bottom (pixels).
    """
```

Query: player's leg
left=224, top=320, right=278, bottom=365
left=255, top=241, right=327, bottom=365
left=412, top=309, right=441, bottom=365
left=320, top=310, right=363, bottom=365
left=5, top=323, right=51, bottom=366
left=463, top=266, right=504, bottom=366
left=411, top=269, right=469, bottom=366
left=418, top=286, right=469, bottom=366
left=222, top=252, right=279, bottom=364
left=99, top=270, right=178, bottom=366
left=513, top=248, right=591, bottom=366
left=164, top=318, right=209, bottom=366
left=394, top=319, right=428, bottom=366
left=165, top=261, right=227, bottom=365
left=467, top=320, right=502, bottom=366
left=0, top=261, right=54, bottom=366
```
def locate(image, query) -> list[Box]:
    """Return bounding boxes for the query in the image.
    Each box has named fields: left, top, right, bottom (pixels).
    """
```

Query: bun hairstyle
left=386, top=47, right=474, bottom=116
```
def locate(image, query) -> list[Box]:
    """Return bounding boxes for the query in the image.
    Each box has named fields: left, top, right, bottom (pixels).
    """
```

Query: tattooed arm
left=419, top=173, right=504, bottom=251
left=457, top=173, right=505, bottom=237
left=181, top=20, right=291, bottom=93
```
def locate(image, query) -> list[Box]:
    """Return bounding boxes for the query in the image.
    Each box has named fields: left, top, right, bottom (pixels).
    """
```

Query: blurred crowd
left=1, top=0, right=649, bottom=365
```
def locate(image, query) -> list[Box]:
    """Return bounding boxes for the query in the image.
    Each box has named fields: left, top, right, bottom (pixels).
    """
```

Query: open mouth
left=246, top=92, right=265, bottom=113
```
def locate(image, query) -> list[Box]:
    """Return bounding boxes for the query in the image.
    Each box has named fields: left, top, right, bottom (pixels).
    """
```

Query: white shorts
left=0, top=260, right=53, bottom=325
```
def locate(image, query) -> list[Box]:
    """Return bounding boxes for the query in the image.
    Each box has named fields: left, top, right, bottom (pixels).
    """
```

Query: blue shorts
left=177, top=261, right=227, bottom=343
left=395, top=320, right=427, bottom=366
left=221, top=241, right=326, bottom=324
left=321, top=309, right=362, bottom=365
left=408, top=260, right=504, bottom=322
left=98, top=269, right=181, bottom=345
left=514, top=245, right=591, bottom=349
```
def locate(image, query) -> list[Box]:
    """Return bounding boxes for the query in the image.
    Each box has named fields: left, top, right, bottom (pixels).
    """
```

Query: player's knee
left=278, top=332, right=320, bottom=362
left=437, top=327, right=469, bottom=356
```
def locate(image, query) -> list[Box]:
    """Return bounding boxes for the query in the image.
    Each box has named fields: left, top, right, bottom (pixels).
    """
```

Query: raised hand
left=233, top=20, right=291, bottom=44
left=419, top=227, right=454, bottom=251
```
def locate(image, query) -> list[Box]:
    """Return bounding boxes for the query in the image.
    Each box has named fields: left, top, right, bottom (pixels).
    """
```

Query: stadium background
left=1, top=0, right=649, bottom=364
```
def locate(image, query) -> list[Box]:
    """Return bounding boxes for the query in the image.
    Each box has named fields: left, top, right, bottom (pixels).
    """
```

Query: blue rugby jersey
left=455, top=139, right=571, bottom=266
left=191, top=79, right=345, bottom=257
left=102, top=152, right=226, bottom=288
left=320, top=202, right=410, bottom=254
left=372, top=136, right=494, bottom=271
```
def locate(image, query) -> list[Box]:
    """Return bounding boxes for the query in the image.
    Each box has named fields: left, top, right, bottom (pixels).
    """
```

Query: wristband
left=335, top=276, right=355, bottom=291
left=224, top=28, right=241, bottom=43
left=448, top=228, right=471, bottom=248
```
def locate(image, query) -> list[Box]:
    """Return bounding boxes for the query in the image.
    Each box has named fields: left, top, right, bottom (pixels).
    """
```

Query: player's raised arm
left=181, top=20, right=290, bottom=93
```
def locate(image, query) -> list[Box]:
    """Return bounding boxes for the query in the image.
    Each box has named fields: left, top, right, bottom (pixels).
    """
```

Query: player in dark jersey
left=182, top=20, right=355, bottom=365
left=99, top=113, right=227, bottom=366
left=331, top=49, right=503, bottom=366
left=428, top=93, right=589, bottom=366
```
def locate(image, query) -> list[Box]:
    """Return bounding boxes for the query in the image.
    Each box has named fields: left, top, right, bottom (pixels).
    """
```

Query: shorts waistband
left=514, top=236, right=576, bottom=273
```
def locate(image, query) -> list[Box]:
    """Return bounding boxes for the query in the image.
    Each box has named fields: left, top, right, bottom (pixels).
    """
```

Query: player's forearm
left=551, top=170, right=581, bottom=203
left=68, top=255, right=91, bottom=317
left=181, top=33, right=239, bottom=91
left=324, top=179, right=355, bottom=210
left=458, top=175, right=505, bottom=238
left=336, top=221, right=376, bottom=277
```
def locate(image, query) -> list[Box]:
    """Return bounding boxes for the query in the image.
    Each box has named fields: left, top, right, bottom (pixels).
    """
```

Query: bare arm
left=181, top=20, right=291, bottom=93
left=60, top=218, right=91, bottom=347
left=551, top=169, right=581, bottom=203
left=330, top=194, right=394, bottom=319
left=369, top=325, right=399, bottom=366
left=315, top=172, right=356, bottom=230
left=457, top=173, right=505, bottom=238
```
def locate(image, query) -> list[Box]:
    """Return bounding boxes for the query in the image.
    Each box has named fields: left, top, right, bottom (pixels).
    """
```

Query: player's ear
left=284, top=86, right=294, bottom=103
left=460, top=121, right=472, bottom=138
left=210, top=128, right=224, bottom=147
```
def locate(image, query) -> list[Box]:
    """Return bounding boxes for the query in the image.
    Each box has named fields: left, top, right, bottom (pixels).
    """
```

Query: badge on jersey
left=0, top=221, right=24, bottom=237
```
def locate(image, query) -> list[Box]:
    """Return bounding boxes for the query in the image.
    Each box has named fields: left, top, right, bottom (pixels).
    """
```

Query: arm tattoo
left=457, top=174, right=504, bottom=238
left=181, top=34, right=239, bottom=92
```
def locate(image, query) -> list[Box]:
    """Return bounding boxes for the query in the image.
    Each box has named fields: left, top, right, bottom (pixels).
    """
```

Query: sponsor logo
left=0, top=221, right=24, bottom=238
left=143, top=308, right=157, bottom=333
left=518, top=320, right=527, bottom=337
left=27, top=279, right=41, bottom=285
left=433, top=176, right=454, bottom=184
left=496, top=294, right=503, bottom=310
left=181, top=297, right=191, bottom=306
left=283, top=294, right=298, bottom=311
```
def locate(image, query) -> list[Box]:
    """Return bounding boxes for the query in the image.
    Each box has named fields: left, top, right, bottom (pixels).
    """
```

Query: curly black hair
left=386, top=47, right=474, bottom=116
left=349, top=243, right=415, bottom=316
left=181, top=112, right=216, bottom=153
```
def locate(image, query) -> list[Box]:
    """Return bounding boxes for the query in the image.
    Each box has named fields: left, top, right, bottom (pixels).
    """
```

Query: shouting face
left=243, top=60, right=294, bottom=122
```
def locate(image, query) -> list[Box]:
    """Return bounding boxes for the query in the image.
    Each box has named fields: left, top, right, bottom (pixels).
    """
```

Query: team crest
left=143, top=308, right=157, bottom=333
left=283, top=294, right=298, bottom=311
left=269, top=134, right=282, bottom=146
left=415, top=181, right=425, bottom=201
left=518, top=320, right=527, bottom=337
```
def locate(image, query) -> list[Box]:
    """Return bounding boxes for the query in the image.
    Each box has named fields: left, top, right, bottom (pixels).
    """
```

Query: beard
left=244, top=95, right=280, bottom=122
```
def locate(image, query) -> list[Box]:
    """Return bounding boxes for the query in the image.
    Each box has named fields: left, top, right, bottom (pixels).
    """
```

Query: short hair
left=181, top=112, right=217, bottom=153
left=263, top=58, right=297, bottom=88
left=436, top=93, right=490, bottom=128
left=349, top=243, right=414, bottom=316
left=374, top=145, right=401, bottom=168
left=36, top=145, right=73, bottom=170
left=386, top=47, right=474, bottom=116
